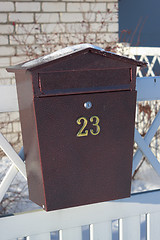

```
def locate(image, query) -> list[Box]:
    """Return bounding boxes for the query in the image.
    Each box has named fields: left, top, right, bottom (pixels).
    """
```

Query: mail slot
left=7, top=44, right=146, bottom=211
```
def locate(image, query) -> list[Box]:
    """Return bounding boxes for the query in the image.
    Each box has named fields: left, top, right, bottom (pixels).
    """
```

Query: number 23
left=76, top=116, right=100, bottom=137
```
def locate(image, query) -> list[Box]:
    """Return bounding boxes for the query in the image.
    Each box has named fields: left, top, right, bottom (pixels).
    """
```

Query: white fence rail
left=0, top=190, right=160, bottom=240
left=117, top=46, right=160, bottom=77
left=0, top=76, right=160, bottom=239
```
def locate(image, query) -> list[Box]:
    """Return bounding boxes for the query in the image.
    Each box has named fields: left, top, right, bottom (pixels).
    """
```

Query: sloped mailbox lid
left=7, top=44, right=146, bottom=97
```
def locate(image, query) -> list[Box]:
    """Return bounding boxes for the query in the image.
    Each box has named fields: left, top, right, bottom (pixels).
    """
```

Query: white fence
left=0, top=76, right=160, bottom=239
left=1, top=42, right=160, bottom=240
left=1, top=190, right=160, bottom=240
left=117, top=46, right=160, bottom=77
left=120, top=46, right=160, bottom=164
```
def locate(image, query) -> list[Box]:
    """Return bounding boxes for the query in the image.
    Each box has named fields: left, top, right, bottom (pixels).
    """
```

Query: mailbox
left=7, top=44, right=146, bottom=211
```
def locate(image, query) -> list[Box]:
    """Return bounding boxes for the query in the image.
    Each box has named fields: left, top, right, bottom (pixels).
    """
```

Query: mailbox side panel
left=15, top=71, right=46, bottom=207
left=34, top=90, right=136, bottom=211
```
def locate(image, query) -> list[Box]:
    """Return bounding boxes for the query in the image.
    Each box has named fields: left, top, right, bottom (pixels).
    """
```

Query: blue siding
left=119, top=0, right=160, bottom=47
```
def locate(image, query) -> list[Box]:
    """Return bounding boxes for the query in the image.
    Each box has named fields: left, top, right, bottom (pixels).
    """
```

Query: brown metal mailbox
left=7, top=44, right=146, bottom=211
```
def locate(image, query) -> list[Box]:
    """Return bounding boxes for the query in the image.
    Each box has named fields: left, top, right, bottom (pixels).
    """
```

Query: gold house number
left=76, top=116, right=100, bottom=137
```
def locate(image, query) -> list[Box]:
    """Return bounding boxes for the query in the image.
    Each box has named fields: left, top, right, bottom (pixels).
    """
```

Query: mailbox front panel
left=33, top=90, right=136, bottom=211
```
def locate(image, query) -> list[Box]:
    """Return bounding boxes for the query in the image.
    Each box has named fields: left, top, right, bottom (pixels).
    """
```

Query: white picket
left=148, top=212, right=160, bottom=240
left=0, top=85, right=18, bottom=112
left=1, top=190, right=160, bottom=240
left=59, top=227, right=82, bottom=240
left=146, top=214, right=150, bottom=240
left=120, top=47, right=160, bottom=77
left=0, top=164, right=18, bottom=202
left=119, top=216, right=140, bottom=240
left=26, top=232, right=51, bottom=240
left=119, top=46, right=160, bottom=57
left=134, top=128, right=160, bottom=176
left=136, top=77, right=160, bottom=101
left=132, top=110, right=160, bottom=175
left=90, top=221, right=112, bottom=240
left=0, top=133, right=27, bottom=179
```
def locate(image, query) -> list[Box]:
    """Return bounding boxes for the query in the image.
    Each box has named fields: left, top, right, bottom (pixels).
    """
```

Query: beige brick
left=90, top=22, right=107, bottom=32
left=0, top=35, right=9, bottom=45
left=96, top=0, right=118, bottom=2
left=0, top=57, right=10, bottom=67
left=16, top=44, right=42, bottom=57
left=9, top=13, right=34, bottom=23
left=16, top=45, right=31, bottom=56
left=10, top=35, right=35, bottom=45
left=0, top=113, right=10, bottom=122
left=96, top=32, right=118, bottom=43
left=16, top=24, right=40, bottom=34
left=35, top=33, right=60, bottom=45
left=60, top=33, right=84, bottom=44
left=0, top=14, right=7, bottom=23
left=42, top=2, right=65, bottom=12
left=67, top=3, right=90, bottom=12
left=62, top=0, right=83, bottom=2
left=66, top=23, right=89, bottom=33
left=84, top=0, right=95, bottom=2
left=96, top=12, right=118, bottom=22
left=0, top=46, right=15, bottom=56
left=4, top=132, right=20, bottom=144
left=10, top=56, right=29, bottom=65
left=38, top=0, right=58, bottom=1
left=60, top=13, right=83, bottom=22
left=90, top=3, right=107, bottom=12
left=50, top=44, right=66, bottom=51
left=84, top=12, right=96, bottom=22
left=11, top=78, right=16, bottom=84
left=0, top=2, right=14, bottom=12
left=41, top=23, right=65, bottom=33
left=108, top=22, right=119, bottom=32
left=13, top=121, right=21, bottom=133
left=0, top=68, right=14, bottom=79
left=35, top=13, right=59, bottom=23
left=0, top=25, right=14, bottom=34
left=16, top=2, right=40, bottom=12
left=14, top=0, right=33, bottom=1
left=85, top=33, right=96, bottom=42
left=107, top=3, right=118, bottom=13
left=7, top=112, right=20, bottom=121
left=0, top=78, right=13, bottom=84
left=1, top=122, right=13, bottom=134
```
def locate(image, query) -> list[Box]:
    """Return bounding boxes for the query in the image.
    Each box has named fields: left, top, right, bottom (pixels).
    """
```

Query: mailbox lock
left=84, top=101, right=92, bottom=109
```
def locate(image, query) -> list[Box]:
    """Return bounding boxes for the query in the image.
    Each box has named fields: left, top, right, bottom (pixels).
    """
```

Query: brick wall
left=0, top=0, right=118, bottom=153
left=0, top=0, right=118, bottom=84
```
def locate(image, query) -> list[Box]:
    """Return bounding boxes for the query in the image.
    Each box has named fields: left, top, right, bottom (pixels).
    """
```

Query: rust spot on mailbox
left=7, top=44, right=146, bottom=211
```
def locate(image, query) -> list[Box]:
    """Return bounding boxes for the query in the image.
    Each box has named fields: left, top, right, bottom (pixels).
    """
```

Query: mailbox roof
left=7, top=43, right=146, bottom=71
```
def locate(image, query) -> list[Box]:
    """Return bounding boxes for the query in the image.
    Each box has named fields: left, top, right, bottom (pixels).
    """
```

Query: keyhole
left=84, top=101, right=92, bottom=109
